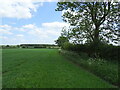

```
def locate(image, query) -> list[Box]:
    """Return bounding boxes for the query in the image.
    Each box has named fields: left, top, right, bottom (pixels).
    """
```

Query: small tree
left=6, top=45, right=10, bottom=48
left=17, top=45, right=20, bottom=48
left=55, top=36, right=69, bottom=47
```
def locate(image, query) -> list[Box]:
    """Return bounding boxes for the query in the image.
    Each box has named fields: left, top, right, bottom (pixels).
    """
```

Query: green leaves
left=55, top=36, right=69, bottom=47
left=56, top=2, right=119, bottom=45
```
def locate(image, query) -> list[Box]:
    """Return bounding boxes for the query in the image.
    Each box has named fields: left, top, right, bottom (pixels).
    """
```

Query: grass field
left=2, top=49, right=115, bottom=88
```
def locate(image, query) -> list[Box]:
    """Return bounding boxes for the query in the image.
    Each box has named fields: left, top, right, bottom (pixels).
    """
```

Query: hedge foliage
left=62, top=42, right=119, bottom=61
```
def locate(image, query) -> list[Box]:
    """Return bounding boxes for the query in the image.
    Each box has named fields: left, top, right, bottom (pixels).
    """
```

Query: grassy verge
left=60, top=50, right=118, bottom=87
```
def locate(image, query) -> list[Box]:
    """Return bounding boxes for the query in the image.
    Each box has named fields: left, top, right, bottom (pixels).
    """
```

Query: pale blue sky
left=0, top=1, right=68, bottom=45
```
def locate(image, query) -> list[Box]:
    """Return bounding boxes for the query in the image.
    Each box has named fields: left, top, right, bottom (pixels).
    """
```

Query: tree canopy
left=56, top=2, right=119, bottom=46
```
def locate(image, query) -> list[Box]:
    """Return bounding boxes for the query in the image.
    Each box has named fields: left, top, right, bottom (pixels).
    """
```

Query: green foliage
left=2, top=45, right=20, bottom=49
left=2, top=49, right=114, bottom=88
left=55, top=36, right=69, bottom=47
left=60, top=50, right=118, bottom=86
left=62, top=42, right=74, bottom=50
left=20, top=44, right=58, bottom=49
left=56, top=2, right=119, bottom=45
left=96, top=44, right=120, bottom=61
left=62, top=42, right=119, bottom=61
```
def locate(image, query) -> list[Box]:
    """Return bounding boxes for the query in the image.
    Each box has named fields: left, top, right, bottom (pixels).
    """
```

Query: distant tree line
left=0, top=44, right=59, bottom=49
left=1, top=45, right=20, bottom=48
left=20, top=44, right=59, bottom=49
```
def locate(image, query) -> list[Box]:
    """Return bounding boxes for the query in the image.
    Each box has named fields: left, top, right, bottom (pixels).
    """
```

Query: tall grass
left=60, top=50, right=118, bottom=87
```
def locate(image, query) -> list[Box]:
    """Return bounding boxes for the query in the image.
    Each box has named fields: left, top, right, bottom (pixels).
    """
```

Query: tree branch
left=99, top=2, right=111, bottom=25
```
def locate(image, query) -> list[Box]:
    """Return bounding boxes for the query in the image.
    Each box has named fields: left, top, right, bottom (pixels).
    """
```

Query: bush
left=62, top=42, right=120, bottom=61
left=62, top=42, right=87, bottom=52
left=62, top=42, right=74, bottom=50
left=98, top=45, right=119, bottom=61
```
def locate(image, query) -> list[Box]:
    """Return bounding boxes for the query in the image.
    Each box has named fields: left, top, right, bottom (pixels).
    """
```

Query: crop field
left=2, top=49, right=115, bottom=88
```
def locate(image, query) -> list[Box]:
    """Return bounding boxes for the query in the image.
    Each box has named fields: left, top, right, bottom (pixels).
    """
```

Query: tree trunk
left=94, top=26, right=99, bottom=46
left=93, top=25, right=100, bottom=57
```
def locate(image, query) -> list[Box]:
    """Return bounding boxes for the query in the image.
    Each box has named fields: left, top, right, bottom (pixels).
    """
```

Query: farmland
left=2, top=49, right=115, bottom=88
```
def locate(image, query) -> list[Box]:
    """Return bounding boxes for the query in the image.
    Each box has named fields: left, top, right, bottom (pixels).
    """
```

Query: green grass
left=60, top=50, right=118, bottom=86
left=2, top=49, right=115, bottom=88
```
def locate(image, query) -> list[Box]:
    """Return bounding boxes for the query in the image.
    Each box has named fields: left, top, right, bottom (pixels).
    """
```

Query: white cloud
left=0, top=29, right=13, bottom=35
left=41, top=22, right=69, bottom=36
left=0, top=22, right=69, bottom=44
left=42, top=22, right=69, bottom=28
left=0, top=36, right=8, bottom=39
left=16, top=34, right=24, bottom=37
left=0, top=0, right=43, bottom=19
left=0, top=25, right=12, bottom=30
left=0, top=0, right=61, bottom=19
left=23, top=24, right=36, bottom=29
left=24, top=22, right=69, bottom=38
left=0, top=25, right=13, bottom=35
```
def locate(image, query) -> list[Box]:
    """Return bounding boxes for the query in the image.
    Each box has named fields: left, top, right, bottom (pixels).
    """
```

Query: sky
left=0, top=0, right=69, bottom=45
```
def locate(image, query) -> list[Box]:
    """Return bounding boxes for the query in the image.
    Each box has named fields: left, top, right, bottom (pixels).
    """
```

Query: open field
left=2, top=49, right=115, bottom=88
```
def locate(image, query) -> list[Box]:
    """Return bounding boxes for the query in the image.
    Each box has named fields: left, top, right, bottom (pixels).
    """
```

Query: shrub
left=62, top=42, right=120, bottom=61
left=62, top=42, right=74, bottom=50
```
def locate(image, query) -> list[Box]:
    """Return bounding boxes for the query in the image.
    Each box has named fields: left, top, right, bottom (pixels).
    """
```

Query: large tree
left=56, top=2, right=119, bottom=46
